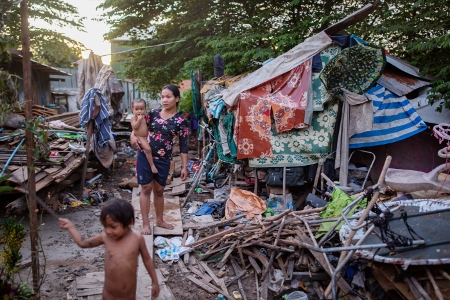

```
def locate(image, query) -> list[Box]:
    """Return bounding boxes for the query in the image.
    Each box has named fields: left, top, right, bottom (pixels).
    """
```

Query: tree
left=350, top=0, right=450, bottom=111
left=2, top=0, right=85, bottom=68
left=100, top=0, right=450, bottom=110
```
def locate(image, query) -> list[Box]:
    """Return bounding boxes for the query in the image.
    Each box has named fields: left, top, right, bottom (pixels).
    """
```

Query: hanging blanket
left=349, top=85, right=427, bottom=148
left=249, top=100, right=338, bottom=168
left=234, top=61, right=312, bottom=159
left=79, top=88, right=111, bottom=146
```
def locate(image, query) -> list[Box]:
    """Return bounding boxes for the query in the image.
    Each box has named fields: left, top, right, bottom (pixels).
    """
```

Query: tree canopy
left=100, top=0, right=450, bottom=110
left=2, top=0, right=85, bottom=68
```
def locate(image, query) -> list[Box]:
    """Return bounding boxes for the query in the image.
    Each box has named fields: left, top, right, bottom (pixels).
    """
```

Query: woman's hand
left=180, top=166, right=187, bottom=181
left=130, top=133, right=138, bottom=147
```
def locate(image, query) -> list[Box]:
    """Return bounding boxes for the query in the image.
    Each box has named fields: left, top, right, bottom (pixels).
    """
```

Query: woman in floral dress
left=131, top=84, right=189, bottom=234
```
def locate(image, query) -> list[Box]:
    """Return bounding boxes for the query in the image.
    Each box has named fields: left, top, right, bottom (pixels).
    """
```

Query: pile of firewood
left=177, top=208, right=351, bottom=299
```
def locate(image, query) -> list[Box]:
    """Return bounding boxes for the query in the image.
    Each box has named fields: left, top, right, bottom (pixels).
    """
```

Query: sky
left=31, top=0, right=112, bottom=64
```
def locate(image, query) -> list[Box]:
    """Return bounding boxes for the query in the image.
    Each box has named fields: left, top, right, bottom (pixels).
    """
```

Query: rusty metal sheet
left=378, top=65, right=430, bottom=96
left=340, top=199, right=450, bottom=266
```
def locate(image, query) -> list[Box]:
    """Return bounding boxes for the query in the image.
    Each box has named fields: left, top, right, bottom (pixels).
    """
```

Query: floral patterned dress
left=146, top=109, right=189, bottom=160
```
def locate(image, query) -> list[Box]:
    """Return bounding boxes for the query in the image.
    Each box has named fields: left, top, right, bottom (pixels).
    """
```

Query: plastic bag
left=154, top=236, right=191, bottom=262
left=225, top=188, right=266, bottom=219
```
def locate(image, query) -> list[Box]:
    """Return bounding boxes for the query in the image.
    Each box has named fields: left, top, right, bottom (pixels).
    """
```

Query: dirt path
left=11, top=157, right=253, bottom=299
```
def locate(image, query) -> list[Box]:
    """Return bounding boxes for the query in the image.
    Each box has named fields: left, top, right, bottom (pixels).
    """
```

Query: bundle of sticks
left=176, top=207, right=350, bottom=300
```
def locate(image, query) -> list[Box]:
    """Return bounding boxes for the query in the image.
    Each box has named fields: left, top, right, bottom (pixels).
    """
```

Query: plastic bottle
left=217, top=294, right=225, bottom=300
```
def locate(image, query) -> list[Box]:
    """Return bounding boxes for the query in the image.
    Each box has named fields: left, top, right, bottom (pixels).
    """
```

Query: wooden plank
left=132, top=186, right=182, bottom=235
left=177, top=259, right=190, bottom=274
left=248, top=256, right=262, bottom=275
left=185, top=275, right=217, bottom=294
left=182, top=215, right=245, bottom=230
left=169, top=183, right=186, bottom=196
left=153, top=269, right=175, bottom=300
left=136, top=223, right=154, bottom=299
left=198, top=261, right=230, bottom=298
left=260, top=274, right=269, bottom=300
left=187, top=264, right=213, bottom=283
left=217, top=241, right=237, bottom=269
left=55, top=157, right=83, bottom=183
left=76, top=288, right=103, bottom=297
left=186, top=225, right=245, bottom=247
left=43, top=167, right=62, bottom=175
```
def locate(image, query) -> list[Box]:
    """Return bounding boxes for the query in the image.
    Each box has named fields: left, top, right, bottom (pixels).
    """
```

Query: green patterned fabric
left=312, top=46, right=340, bottom=111
left=319, top=44, right=386, bottom=95
left=190, top=70, right=206, bottom=122
left=212, top=115, right=243, bottom=164
left=249, top=100, right=339, bottom=168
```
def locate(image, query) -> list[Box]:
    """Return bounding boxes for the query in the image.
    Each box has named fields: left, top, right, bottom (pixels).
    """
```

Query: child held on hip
left=131, top=98, right=158, bottom=174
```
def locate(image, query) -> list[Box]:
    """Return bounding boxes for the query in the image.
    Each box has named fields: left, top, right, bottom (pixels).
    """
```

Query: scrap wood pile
left=0, top=110, right=88, bottom=214
left=177, top=208, right=345, bottom=299
left=177, top=202, right=450, bottom=299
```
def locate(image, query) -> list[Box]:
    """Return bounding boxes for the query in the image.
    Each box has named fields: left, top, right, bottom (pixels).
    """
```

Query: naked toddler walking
left=58, top=198, right=159, bottom=300
left=131, top=98, right=158, bottom=173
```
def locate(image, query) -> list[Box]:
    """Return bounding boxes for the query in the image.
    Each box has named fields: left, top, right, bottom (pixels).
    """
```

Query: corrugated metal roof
left=11, top=53, right=72, bottom=76
left=378, top=65, right=430, bottom=96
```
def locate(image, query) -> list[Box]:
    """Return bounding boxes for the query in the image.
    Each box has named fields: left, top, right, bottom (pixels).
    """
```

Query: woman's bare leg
left=140, top=182, right=153, bottom=235
left=153, top=181, right=174, bottom=230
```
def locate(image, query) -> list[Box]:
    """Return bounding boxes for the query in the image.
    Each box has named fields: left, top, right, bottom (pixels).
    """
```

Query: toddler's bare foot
left=150, top=165, right=158, bottom=174
left=141, top=225, right=152, bottom=235
left=156, top=221, right=174, bottom=230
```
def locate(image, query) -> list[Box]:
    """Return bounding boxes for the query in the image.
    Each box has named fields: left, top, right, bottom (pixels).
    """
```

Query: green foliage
left=2, top=0, right=85, bottom=67
left=101, top=0, right=450, bottom=110
left=178, top=89, right=193, bottom=114
left=25, top=117, right=50, bottom=162
left=0, top=217, right=33, bottom=299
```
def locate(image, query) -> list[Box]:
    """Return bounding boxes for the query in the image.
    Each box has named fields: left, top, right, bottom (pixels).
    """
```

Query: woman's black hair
left=162, top=84, right=181, bottom=107
left=100, top=198, right=135, bottom=228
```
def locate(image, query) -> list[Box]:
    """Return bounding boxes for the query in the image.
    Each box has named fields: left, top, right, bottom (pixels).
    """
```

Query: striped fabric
left=79, top=88, right=112, bottom=146
left=349, top=85, right=427, bottom=148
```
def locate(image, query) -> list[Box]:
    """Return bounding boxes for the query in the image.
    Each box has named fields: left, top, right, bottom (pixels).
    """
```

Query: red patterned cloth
left=234, top=60, right=312, bottom=159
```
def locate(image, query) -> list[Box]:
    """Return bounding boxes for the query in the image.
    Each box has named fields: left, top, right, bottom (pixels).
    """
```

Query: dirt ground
left=2, top=151, right=263, bottom=300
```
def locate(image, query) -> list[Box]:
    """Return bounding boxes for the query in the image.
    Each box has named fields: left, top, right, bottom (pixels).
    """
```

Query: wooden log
left=217, top=241, right=237, bottom=269
left=198, top=261, right=230, bottom=298
left=229, top=257, right=248, bottom=300
left=295, top=228, right=356, bottom=299
left=405, top=277, right=430, bottom=300
left=187, top=263, right=213, bottom=283
left=185, top=275, right=218, bottom=294
left=261, top=216, right=286, bottom=280
left=425, top=268, right=444, bottom=300
left=246, top=255, right=261, bottom=275
left=186, top=225, right=244, bottom=248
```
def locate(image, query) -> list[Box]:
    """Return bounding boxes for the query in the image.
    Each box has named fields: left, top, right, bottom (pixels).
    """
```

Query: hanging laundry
left=234, top=61, right=312, bottom=159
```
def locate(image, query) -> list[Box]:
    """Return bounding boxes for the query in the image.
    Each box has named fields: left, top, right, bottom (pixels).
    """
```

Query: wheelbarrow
left=385, top=163, right=450, bottom=193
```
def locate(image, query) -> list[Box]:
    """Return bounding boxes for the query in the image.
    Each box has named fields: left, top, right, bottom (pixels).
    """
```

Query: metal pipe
left=332, top=225, right=376, bottom=300
left=0, top=138, right=25, bottom=177
left=294, top=238, right=425, bottom=253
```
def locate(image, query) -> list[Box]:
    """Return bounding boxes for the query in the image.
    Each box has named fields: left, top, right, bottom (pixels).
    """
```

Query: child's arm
left=58, top=218, right=104, bottom=248
left=138, top=235, right=159, bottom=298
left=131, top=114, right=144, bottom=130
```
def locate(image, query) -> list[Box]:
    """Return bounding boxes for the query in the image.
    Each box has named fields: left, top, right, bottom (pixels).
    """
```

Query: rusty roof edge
left=386, top=54, right=431, bottom=81
left=11, top=53, right=72, bottom=76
